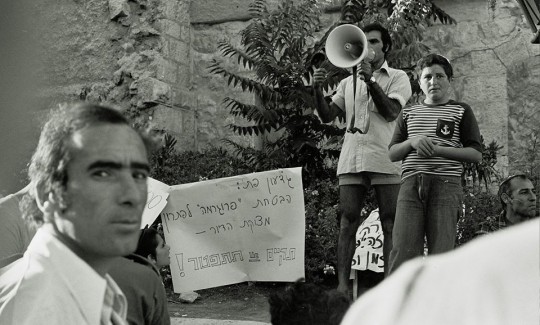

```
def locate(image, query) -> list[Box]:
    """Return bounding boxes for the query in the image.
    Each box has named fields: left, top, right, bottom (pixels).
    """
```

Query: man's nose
left=119, top=173, right=146, bottom=206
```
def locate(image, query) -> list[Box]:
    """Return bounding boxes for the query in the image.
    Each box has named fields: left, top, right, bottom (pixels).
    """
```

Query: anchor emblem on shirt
left=441, top=125, right=450, bottom=135
left=436, top=119, right=454, bottom=139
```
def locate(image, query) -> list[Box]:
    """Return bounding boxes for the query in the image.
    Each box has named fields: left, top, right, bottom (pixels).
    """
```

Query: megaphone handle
left=347, top=66, right=370, bottom=134
left=348, top=66, right=357, bottom=132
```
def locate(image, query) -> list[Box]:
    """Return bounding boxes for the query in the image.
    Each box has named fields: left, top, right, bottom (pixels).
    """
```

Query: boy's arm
left=433, top=146, right=482, bottom=163
left=433, top=102, right=482, bottom=163
left=389, top=136, right=436, bottom=162
left=388, top=110, right=419, bottom=162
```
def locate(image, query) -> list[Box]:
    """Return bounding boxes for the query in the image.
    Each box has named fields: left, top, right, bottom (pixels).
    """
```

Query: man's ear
left=147, top=254, right=156, bottom=263
left=501, top=193, right=511, bottom=205
left=36, top=190, right=58, bottom=215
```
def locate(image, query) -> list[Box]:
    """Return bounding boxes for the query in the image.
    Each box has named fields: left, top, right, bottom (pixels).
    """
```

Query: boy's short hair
left=417, top=54, right=453, bottom=79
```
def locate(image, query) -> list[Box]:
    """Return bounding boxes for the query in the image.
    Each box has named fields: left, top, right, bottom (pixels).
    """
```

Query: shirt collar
left=101, top=274, right=128, bottom=324
left=375, top=61, right=389, bottom=74
left=26, top=227, right=111, bottom=325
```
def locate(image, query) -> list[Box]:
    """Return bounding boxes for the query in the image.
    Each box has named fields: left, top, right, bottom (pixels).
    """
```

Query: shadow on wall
left=0, top=1, right=43, bottom=195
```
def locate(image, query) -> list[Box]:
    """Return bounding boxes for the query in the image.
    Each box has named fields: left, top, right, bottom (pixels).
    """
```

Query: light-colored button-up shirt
left=332, top=61, right=412, bottom=175
left=0, top=227, right=127, bottom=325
left=0, top=192, right=35, bottom=261
left=341, top=219, right=540, bottom=325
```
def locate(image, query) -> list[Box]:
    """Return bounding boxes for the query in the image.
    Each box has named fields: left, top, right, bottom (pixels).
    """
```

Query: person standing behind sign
left=312, top=22, right=412, bottom=294
left=387, top=54, right=482, bottom=274
left=109, top=225, right=171, bottom=325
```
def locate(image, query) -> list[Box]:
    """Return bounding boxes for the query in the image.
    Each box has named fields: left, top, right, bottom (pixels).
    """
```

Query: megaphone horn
left=325, top=24, right=372, bottom=68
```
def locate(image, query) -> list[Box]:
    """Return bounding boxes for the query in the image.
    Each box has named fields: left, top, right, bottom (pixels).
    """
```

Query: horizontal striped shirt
left=389, top=100, right=482, bottom=180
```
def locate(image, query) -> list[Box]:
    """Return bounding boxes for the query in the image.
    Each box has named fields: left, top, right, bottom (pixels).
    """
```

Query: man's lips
left=111, top=219, right=140, bottom=230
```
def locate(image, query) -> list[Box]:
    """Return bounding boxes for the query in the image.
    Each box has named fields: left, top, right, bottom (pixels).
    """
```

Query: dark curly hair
left=134, top=226, right=162, bottom=260
left=269, top=280, right=351, bottom=325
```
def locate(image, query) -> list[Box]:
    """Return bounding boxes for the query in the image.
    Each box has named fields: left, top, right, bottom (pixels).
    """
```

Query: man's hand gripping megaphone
left=313, top=47, right=375, bottom=134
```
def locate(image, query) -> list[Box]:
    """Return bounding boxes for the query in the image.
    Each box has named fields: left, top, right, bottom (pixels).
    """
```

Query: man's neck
left=505, top=211, right=527, bottom=225
left=424, top=97, right=451, bottom=105
left=371, top=58, right=384, bottom=71
left=45, top=223, right=114, bottom=277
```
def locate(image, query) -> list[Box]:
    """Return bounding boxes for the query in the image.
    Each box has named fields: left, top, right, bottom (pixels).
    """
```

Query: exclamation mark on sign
left=176, top=253, right=185, bottom=277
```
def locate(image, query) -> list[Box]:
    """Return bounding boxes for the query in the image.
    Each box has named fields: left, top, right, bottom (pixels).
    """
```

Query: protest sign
left=351, top=209, right=384, bottom=273
left=161, top=168, right=305, bottom=292
left=141, top=177, right=170, bottom=228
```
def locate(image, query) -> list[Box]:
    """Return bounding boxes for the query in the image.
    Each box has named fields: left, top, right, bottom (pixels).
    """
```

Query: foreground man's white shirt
left=0, top=227, right=127, bottom=325
left=341, top=219, right=540, bottom=325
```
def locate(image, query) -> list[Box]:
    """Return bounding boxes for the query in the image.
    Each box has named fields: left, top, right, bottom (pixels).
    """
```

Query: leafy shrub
left=456, top=187, right=501, bottom=246
left=150, top=145, right=254, bottom=185
left=304, top=176, right=340, bottom=283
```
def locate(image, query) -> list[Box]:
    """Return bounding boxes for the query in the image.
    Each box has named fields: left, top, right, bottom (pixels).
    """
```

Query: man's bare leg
left=373, top=184, right=400, bottom=276
left=337, top=184, right=368, bottom=294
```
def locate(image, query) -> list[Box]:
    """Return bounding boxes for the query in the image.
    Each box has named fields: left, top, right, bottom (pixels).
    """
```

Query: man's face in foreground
left=57, top=124, right=149, bottom=260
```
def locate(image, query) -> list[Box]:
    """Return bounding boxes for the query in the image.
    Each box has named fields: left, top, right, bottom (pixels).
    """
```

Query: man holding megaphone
left=313, top=23, right=412, bottom=295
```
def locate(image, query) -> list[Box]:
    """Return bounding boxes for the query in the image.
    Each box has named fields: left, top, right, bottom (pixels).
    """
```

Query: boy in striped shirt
left=387, top=54, right=482, bottom=273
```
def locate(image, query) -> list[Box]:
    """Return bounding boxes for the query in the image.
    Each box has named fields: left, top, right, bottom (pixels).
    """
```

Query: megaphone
left=325, top=24, right=374, bottom=68
left=324, top=24, right=375, bottom=134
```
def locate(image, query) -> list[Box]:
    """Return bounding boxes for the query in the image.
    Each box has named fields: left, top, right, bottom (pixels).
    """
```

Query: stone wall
left=36, top=0, right=198, bottom=148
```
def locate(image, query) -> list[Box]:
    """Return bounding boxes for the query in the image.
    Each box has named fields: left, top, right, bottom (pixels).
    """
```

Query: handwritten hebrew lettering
left=187, top=257, right=199, bottom=270
left=249, top=251, right=260, bottom=262
left=251, top=194, right=292, bottom=208
left=209, top=223, right=234, bottom=234
left=237, top=177, right=260, bottom=190
left=162, top=167, right=305, bottom=292
left=352, top=209, right=384, bottom=273
left=161, top=204, right=192, bottom=222
left=197, top=200, right=239, bottom=216
left=265, top=170, right=295, bottom=195
left=199, top=256, right=210, bottom=269
left=208, top=254, right=221, bottom=266
left=239, top=216, right=271, bottom=233
left=147, top=192, right=162, bottom=209
left=175, top=253, right=185, bottom=277
left=188, top=250, right=245, bottom=271
left=221, top=251, right=244, bottom=264
left=266, top=248, right=296, bottom=266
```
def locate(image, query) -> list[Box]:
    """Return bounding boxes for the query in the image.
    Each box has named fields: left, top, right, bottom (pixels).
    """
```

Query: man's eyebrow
left=88, top=161, right=150, bottom=172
